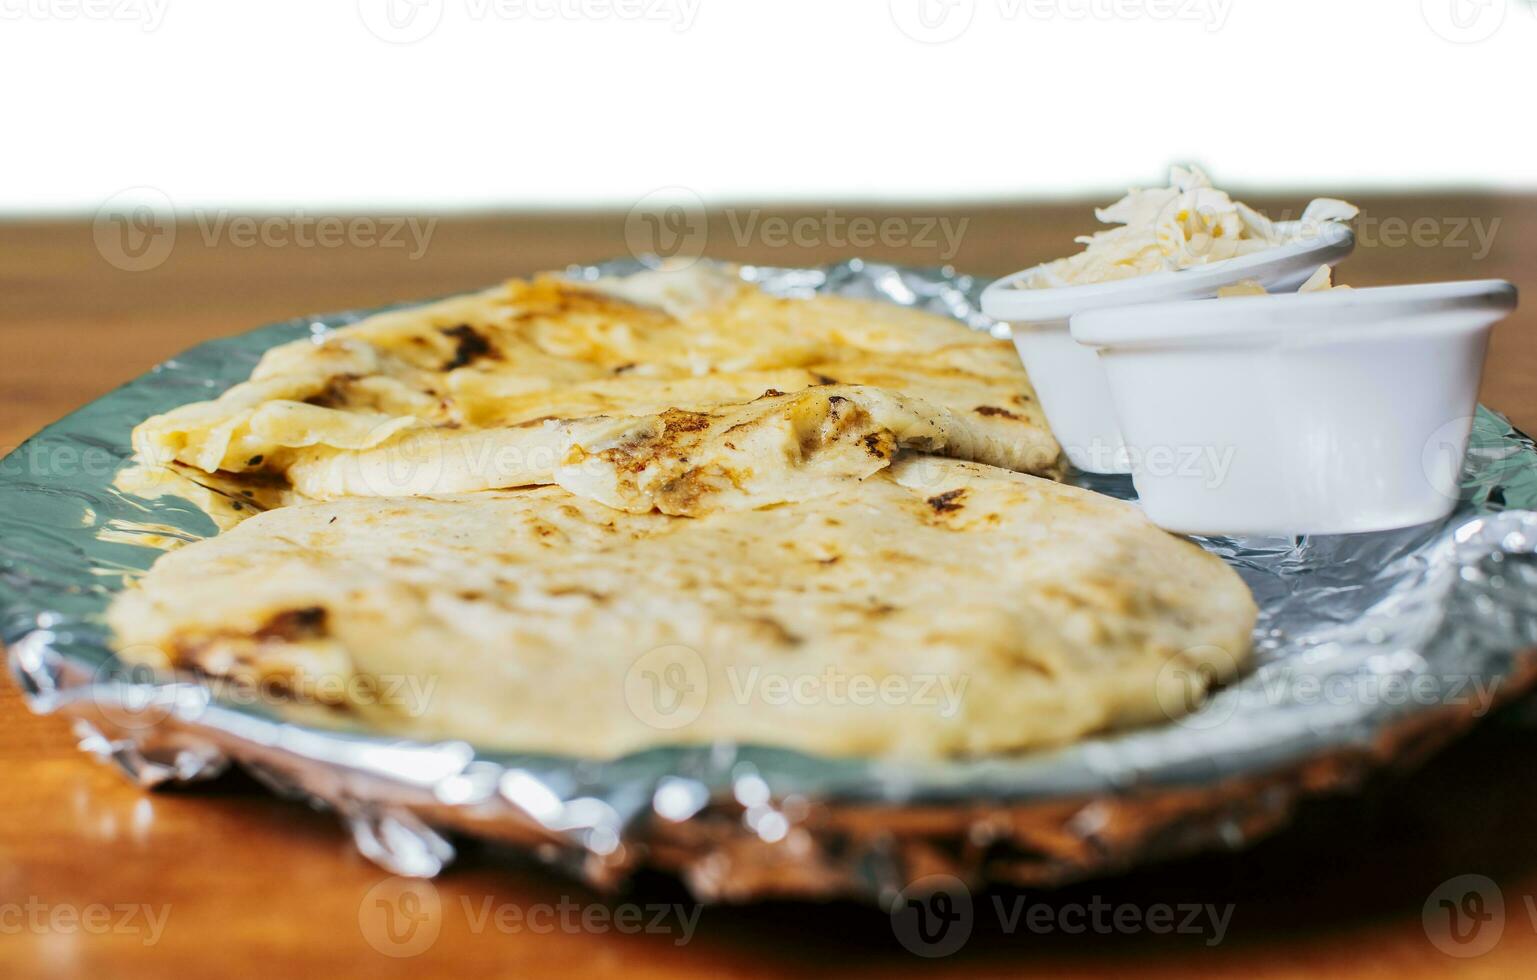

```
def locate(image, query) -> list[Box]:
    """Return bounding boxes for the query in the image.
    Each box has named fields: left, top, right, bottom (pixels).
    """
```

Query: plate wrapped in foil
left=4, top=260, right=1537, bottom=904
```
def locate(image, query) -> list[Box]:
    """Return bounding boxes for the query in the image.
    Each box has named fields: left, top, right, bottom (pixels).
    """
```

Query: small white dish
left=982, top=224, right=1355, bottom=473
left=1070, top=280, right=1518, bottom=536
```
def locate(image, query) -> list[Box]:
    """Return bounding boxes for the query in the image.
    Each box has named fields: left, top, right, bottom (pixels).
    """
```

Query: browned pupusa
left=129, top=267, right=1061, bottom=499
left=109, top=457, right=1257, bottom=759
left=111, top=265, right=1257, bottom=760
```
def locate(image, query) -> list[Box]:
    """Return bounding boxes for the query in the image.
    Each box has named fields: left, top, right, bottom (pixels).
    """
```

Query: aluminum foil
left=4, top=260, right=1537, bottom=905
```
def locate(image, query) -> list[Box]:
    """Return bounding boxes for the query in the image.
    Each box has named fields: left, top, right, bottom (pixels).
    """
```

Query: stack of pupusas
left=109, top=266, right=1255, bottom=759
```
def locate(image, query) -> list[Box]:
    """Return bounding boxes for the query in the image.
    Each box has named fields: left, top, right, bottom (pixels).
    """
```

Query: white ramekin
left=981, top=225, right=1355, bottom=473
left=1070, top=280, right=1518, bottom=536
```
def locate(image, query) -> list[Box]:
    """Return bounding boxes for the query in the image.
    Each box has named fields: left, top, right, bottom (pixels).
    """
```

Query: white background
left=2, top=0, right=1532, bottom=213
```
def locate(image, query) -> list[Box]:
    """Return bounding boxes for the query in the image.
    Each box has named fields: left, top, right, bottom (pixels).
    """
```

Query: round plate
left=3, top=260, right=1536, bottom=903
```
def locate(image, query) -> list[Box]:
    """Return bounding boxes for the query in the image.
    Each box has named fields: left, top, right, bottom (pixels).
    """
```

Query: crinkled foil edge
left=4, top=260, right=1537, bottom=904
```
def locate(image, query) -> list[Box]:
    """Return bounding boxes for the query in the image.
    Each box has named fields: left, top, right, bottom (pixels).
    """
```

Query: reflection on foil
left=3, top=261, right=1537, bottom=903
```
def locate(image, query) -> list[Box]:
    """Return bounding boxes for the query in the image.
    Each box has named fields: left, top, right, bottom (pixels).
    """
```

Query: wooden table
left=2, top=199, right=1534, bottom=978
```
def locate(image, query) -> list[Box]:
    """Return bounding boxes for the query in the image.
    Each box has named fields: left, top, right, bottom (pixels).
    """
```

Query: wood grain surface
left=1, top=198, right=1534, bottom=978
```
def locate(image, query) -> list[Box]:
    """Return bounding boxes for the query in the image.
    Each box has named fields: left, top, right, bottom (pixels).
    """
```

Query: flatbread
left=130, top=268, right=1060, bottom=497
left=274, top=383, right=1039, bottom=513
left=108, top=457, right=1257, bottom=759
